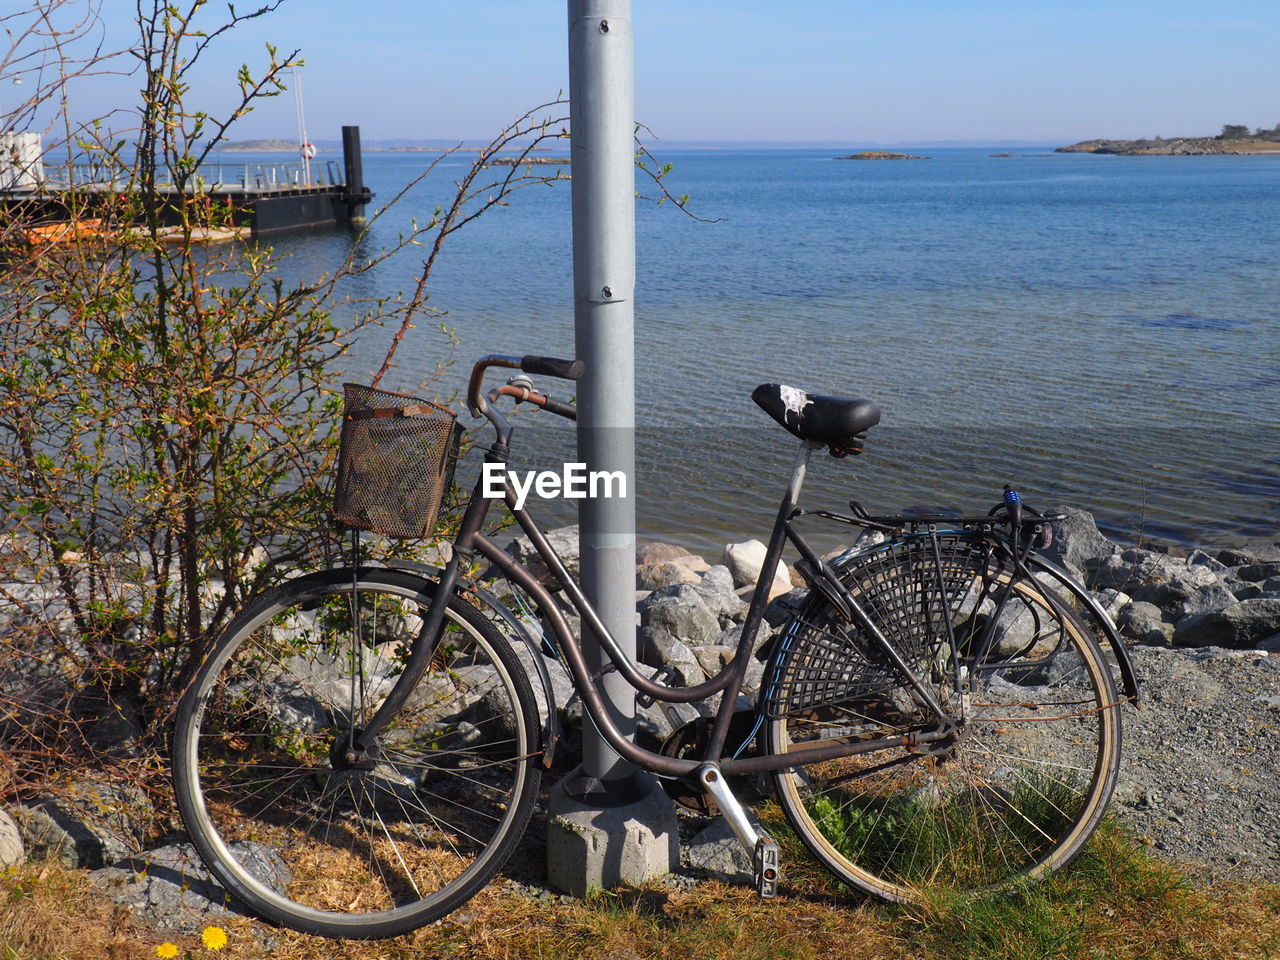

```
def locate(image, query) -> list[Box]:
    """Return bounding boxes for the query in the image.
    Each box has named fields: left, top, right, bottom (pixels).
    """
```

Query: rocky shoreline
left=0, top=507, right=1276, bottom=932
left=1057, top=136, right=1280, bottom=156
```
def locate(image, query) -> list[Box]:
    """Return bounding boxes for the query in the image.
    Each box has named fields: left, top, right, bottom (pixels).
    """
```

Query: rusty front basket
left=331, top=383, right=462, bottom=539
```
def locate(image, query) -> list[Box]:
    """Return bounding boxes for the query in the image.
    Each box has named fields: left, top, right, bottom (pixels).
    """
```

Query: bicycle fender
left=1026, top=554, right=1141, bottom=707
left=384, top=558, right=563, bottom=765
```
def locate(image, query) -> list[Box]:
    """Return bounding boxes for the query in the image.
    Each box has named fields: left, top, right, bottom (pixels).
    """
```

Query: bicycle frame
left=351, top=431, right=956, bottom=781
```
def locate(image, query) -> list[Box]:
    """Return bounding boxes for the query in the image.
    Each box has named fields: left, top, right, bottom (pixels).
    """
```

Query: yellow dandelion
left=201, top=925, right=228, bottom=951
left=156, top=945, right=180, bottom=960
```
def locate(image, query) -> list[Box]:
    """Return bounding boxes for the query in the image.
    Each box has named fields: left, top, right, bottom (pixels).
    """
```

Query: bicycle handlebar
left=467, top=353, right=583, bottom=419
left=521, top=355, right=584, bottom=381
left=493, top=383, right=578, bottom=421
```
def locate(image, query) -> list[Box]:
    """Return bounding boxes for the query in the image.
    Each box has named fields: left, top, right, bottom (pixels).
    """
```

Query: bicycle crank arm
left=696, top=764, right=780, bottom=898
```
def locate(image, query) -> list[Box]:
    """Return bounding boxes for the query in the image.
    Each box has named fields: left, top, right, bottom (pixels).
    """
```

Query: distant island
left=836, top=151, right=929, bottom=160
left=487, top=156, right=570, bottom=166
left=1058, top=124, right=1280, bottom=156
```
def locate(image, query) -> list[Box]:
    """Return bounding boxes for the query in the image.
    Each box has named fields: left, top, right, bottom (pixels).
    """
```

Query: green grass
left=804, top=771, right=1086, bottom=889
left=1, top=820, right=1277, bottom=960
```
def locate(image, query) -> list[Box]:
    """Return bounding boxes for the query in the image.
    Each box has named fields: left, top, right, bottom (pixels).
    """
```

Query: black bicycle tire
left=763, top=539, right=1122, bottom=902
left=172, top=568, right=542, bottom=939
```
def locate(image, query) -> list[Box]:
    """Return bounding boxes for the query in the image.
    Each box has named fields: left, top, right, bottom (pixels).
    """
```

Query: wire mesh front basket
left=330, top=383, right=462, bottom=539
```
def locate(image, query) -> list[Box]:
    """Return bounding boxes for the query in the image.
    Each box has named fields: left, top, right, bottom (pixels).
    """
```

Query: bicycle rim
left=173, top=569, right=541, bottom=938
left=765, top=536, right=1121, bottom=901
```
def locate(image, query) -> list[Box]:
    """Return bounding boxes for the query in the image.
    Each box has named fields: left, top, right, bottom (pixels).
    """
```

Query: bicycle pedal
left=754, top=836, right=780, bottom=899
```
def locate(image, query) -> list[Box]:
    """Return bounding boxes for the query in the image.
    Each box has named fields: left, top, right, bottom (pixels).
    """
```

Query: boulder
left=636, top=560, right=703, bottom=591
left=638, top=585, right=721, bottom=648
left=1093, top=588, right=1131, bottom=620
left=1118, top=601, right=1174, bottom=645
left=720, top=540, right=792, bottom=600
left=1217, top=543, right=1280, bottom=566
left=691, top=644, right=735, bottom=677
left=684, top=815, right=765, bottom=884
left=1186, top=549, right=1229, bottom=573
left=505, top=524, right=580, bottom=586
left=1174, top=598, right=1280, bottom=649
left=636, top=541, right=700, bottom=565
left=637, top=627, right=705, bottom=687
left=693, top=565, right=748, bottom=622
left=1040, top=507, right=1120, bottom=580
left=12, top=779, right=153, bottom=870
left=1236, top=562, right=1280, bottom=583
left=90, top=841, right=289, bottom=934
left=1225, top=577, right=1265, bottom=601
left=0, top=809, right=24, bottom=868
left=1176, top=583, right=1239, bottom=620
left=1090, top=549, right=1219, bottom=607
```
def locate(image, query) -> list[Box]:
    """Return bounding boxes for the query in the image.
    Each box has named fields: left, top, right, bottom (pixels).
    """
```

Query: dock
left=1, top=125, right=374, bottom=238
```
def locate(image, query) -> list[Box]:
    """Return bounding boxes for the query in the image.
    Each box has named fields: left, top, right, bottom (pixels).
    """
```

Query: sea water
left=257, top=147, right=1280, bottom=553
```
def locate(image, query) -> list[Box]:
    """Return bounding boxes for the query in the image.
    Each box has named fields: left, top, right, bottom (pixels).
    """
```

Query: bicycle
left=172, top=352, right=1140, bottom=939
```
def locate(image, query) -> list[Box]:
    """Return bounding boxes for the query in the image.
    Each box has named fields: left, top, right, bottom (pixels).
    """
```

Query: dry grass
left=0, top=826, right=1277, bottom=960
left=0, top=862, right=161, bottom=960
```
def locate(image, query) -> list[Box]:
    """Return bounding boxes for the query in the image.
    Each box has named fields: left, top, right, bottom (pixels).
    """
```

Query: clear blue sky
left=48, top=0, right=1280, bottom=144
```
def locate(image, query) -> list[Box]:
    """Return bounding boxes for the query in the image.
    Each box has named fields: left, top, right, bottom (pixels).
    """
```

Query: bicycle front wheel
left=763, top=535, right=1121, bottom=902
left=173, top=568, right=542, bottom=939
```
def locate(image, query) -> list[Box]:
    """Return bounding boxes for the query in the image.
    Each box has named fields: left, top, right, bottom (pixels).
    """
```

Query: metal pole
left=548, top=0, right=676, bottom=896
left=568, top=0, right=639, bottom=796
left=341, top=125, right=369, bottom=223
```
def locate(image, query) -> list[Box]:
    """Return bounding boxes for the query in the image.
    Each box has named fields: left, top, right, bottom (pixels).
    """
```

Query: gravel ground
left=1108, top=644, right=1280, bottom=882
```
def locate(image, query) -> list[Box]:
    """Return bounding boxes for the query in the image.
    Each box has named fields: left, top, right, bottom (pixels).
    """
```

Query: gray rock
left=693, top=565, right=748, bottom=623
left=0, top=809, right=23, bottom=867
left=1218, top=544, right=1280, bottom=566
left=636, top=541, right=699, bottom=565
left=1259, top=632, right=1280, bottom=653
left=1040, top=506, right=1121, bottom=580
left=90, top=841, right=290, bottom=934
left=639, top=584, right=722, bottom=647
left=506, top=524, right=580, bottom=585
left=1177, top=583, right=1239, bottom=620
left=1091, top=549, right=1219, bottom=607
left=1264, top=577, right=1280, bottom=597
left=1187, top=549, right=1230, bottom=573
left=720, top=540, right=792, bottom=599
left=1238, top=562, right=1280, bottom=583
left=691, top=644, right=735, bottom=677
left=1118, top=601, right=1174, bottom=645
left=12, top=779, right=153, bottom=869
left=1175, top=598, right=1280, bottom=649
left=684, top=816, right=761, bottom=884
left=1225, top=577, right=1265, bottom=601
left=1093, top=588, right=1131, bottom=620
left=637, top=627, right=705, bottom=687
left=635, top=560, right=703, bottom=591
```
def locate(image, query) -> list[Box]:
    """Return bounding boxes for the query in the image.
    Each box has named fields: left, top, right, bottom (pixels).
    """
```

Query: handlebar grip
left=520, top=355, right=584, bottom=381
left=541, top=396, right=578, bottom=421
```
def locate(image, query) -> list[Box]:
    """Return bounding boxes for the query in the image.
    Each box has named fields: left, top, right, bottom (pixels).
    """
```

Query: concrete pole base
left=545, top=766, right=679, bottom=897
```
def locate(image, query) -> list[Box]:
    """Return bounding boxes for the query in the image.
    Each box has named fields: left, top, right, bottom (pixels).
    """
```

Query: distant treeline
left=1217, top=123, right=1280, bottom=142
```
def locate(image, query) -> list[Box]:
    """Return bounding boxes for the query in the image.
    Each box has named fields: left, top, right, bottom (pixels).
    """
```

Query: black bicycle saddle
left=751, top=383, right=880, bottom=456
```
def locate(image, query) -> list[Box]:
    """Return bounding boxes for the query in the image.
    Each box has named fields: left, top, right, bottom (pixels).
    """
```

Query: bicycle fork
left=696, top=765, right=780, bottom=898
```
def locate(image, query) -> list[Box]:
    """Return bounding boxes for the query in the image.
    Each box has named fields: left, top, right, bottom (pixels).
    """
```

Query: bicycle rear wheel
left=763, top=534, right=1121, bottom=902
left=172, top=568, right=541, bottom=939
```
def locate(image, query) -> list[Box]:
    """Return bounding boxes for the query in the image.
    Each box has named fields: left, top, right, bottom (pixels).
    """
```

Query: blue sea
left=248, top=147, right=1280, bottom=554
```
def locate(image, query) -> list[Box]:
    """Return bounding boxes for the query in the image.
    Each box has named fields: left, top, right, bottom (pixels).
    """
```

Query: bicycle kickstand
left=696, top=765, right=780, bottom=898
